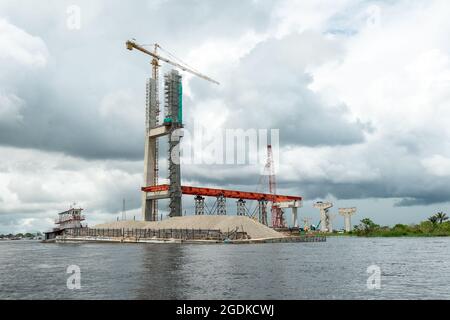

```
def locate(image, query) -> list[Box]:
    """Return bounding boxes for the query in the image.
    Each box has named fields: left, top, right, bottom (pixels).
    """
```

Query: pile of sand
left=94, top=215, right=284, bottom=240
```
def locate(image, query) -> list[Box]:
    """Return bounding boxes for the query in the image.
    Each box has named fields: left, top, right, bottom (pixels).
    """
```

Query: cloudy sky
left=1, top=0, right=450, bottom=233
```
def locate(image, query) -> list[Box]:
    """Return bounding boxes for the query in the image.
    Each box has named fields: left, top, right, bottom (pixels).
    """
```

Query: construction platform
left=46, top=216, right=326, bottom=244
left=53, top=235, right=326, bottom=244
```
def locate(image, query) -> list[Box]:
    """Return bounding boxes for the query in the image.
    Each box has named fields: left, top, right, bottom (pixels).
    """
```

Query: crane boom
left=126, top=40, right=220, bottom=85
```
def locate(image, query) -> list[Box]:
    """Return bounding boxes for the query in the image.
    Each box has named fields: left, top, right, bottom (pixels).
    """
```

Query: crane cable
left=142, top=43, right=203, bottom=75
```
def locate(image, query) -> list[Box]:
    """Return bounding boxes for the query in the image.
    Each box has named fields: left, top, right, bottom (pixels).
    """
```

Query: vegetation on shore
left=0, top=232, right=43, bottom=240
left=337, top=212, right=450, bottom=237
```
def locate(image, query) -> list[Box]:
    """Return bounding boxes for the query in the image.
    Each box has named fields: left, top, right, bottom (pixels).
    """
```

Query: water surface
left=1, top=237, right=449, bottom=299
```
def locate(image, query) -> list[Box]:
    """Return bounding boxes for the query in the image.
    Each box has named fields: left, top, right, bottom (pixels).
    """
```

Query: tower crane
left=126, top=39, right=219, bottom=220
left=126, top=40, right=220, bottom=85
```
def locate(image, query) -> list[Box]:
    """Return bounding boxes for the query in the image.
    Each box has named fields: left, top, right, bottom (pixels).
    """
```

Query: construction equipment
left=126, top=41, right=220, bottom=85
left=312, top=220, right=321, bottom=231
left=250, top=145, right=301, bottom=227
left=126, top=39, right=219, bottom=221
left=267, top=145, right=285, bottom=228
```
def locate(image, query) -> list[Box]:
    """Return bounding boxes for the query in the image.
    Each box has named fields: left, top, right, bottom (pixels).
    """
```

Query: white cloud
left=271, top=0, right=356, bottom=38
left=422, top=155, right=450, bottom=177
left=0, top=18, right=48, bottom=67
left=0, top=146, right=143, bottom=231
left=310, top=0, right=450, bottom=131
left=280, top=145, right=381, bottom=184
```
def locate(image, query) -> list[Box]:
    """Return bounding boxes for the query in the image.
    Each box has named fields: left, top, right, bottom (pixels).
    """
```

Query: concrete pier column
left=142, top=135, right=158, bottom=221
left=313, top=202, right=333, bottom=233
left=292, top=207, right=298, bottom=228
left=339, top=208, right=357, bottom=232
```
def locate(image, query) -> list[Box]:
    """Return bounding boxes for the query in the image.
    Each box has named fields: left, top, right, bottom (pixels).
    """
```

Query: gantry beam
left=142, top=185, right=302, bottom=203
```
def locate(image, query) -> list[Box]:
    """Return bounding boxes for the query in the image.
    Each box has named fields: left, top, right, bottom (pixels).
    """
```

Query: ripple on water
left=1, top=238, right=450, bottom=299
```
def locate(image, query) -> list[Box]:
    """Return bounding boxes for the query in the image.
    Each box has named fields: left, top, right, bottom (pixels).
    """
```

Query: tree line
left=351, top=212, right=450, bottom=237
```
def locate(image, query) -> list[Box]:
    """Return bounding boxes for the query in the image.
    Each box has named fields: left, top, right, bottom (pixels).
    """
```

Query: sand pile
left=94, top=215, right=284, bottom=240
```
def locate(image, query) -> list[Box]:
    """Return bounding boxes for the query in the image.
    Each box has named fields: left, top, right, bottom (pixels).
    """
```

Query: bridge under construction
left=126, top=39, right=303, bottom=229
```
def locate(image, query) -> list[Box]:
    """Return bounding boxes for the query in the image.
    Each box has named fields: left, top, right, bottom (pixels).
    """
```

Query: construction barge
left=43, top=208, right=326, bottom=245
left=45, top=224, right=326, bottom=245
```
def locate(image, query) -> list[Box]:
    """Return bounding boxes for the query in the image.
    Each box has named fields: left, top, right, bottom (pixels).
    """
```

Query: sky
left=1, top=0, right=450, bottom=233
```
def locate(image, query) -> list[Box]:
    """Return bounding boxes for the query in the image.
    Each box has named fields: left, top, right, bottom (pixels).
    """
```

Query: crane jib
left=126, top=40, right=219, bottom=85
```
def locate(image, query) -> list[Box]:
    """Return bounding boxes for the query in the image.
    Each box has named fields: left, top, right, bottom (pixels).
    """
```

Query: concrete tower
left=142, top=78, right=159, bottom=221
left=142, top=69, right=183, bottom=221
left=164, top=70, right=183, bottom=218
left=313, top=201, right=333, bottom=232
left=339, top=207, right=357, bottom=232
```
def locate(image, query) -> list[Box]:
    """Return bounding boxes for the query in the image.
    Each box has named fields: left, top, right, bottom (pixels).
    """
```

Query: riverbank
left=318, top=232, right=450, bottom=237
left=323, top=215, right=450, bottom=237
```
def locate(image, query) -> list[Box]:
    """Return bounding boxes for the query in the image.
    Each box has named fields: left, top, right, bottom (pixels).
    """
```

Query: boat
left=43, top=207, right=87, bottom=242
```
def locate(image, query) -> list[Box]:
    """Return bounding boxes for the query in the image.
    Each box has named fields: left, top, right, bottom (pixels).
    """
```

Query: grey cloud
left=2, top=0, right=450, bottom=233
left=0, top=3, right=368, bottom=162
left=0, top=0, right=278, bottom=160
left=188, top=32, right=371, bottom=147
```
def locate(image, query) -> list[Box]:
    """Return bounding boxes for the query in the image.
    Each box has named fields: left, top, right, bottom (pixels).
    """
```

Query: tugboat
left=43, top=205, right=87, bottom=242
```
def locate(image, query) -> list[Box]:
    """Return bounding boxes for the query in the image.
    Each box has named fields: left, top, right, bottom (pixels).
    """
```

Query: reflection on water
left=1, top=237, right=450, bottom=299
left=135, top=245, right=185, bottom=300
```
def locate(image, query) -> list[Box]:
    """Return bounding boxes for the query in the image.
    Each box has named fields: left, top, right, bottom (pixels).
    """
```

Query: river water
left=1, top=237, right=450, bottom=299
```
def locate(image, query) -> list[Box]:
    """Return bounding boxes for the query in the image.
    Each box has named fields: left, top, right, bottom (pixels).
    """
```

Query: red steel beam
left=141, top=184, right=302, bottom=202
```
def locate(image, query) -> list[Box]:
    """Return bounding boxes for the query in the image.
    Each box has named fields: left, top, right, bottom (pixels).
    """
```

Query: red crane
left=267, top=145, right=285, bottom=228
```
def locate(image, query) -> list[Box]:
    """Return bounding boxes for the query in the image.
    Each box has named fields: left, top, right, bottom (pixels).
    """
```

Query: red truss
left=141, top=185, right=302, bottom=203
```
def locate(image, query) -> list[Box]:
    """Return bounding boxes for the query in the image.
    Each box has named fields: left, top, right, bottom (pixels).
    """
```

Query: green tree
left=361, top=218, right=379, bottom=230
left=428, top=215, right=438, bottom=224
left=354, top=218, right=380, bottom=236
left=435, top=212, right=449, bottom=224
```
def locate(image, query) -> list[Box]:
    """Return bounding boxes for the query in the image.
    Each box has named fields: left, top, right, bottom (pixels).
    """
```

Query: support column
left=165, top=70, right=183, bottom=218
left=292, top=207, right=298, bottom=228
left=320, top=209, right=328, bottom=232
left=142, top=77, right=159, bottom=221
left=339, top=208, right=357, bottom=232
left=327, top=214, right=333, bottom=233
left=195, top=196, right=205, bottom=215
left=217, top=195, right=226, bottom=215
left=168, top=128, right=182, bottom=217
left=344, top=215, right=351, bottom=232
left=258, top=200, right=268, bottom=226
left=236, top=199, right=246, bottom=216
left=313, top=202, right=333, bottom=233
